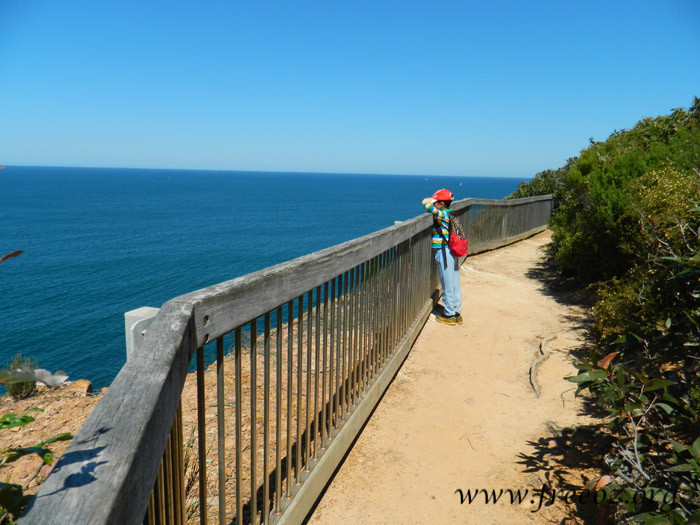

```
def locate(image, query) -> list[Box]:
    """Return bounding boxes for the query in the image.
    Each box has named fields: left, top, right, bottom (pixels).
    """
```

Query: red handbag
left=448, top=230, right=469, bottom=257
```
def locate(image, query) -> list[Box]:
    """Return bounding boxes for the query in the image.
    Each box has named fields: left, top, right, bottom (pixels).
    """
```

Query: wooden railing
left=19, top=195, right=552, bottom=525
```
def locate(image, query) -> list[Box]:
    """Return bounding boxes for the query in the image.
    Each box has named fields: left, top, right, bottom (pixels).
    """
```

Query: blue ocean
left=1, top=166, right=526, bottom=389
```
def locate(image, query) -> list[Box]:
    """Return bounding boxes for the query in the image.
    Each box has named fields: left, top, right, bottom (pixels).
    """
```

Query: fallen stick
left=529, top=333, right=558, bottom=398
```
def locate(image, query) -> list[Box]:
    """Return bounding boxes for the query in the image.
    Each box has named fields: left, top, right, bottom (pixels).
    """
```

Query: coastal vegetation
left=5, top=354, right=36, bottom=401
left=510, top=98, right=700, bottom=523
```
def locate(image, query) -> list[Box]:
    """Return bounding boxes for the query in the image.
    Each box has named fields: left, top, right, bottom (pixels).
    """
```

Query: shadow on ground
left=517, top=423, right=617, bottom=524
left=519, top=243, right=617, bottom=524
left=524, top=243, right=597, bottom=310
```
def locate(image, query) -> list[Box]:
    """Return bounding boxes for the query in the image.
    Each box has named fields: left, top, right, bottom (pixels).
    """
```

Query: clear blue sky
left=1, top=1, right=698, bottom=177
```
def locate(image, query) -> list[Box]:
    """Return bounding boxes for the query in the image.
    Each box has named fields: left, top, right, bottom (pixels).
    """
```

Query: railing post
left=125, top=306, right=160, bottom=360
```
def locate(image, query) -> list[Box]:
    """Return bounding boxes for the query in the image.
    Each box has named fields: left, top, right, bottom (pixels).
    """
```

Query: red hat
left=432, top=189, right=454, bottom=201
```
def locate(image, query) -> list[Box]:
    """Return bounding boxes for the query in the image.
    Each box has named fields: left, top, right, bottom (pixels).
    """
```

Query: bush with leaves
left=566, top=198, right=699, bottom=522
left=511, top=98, right=700, bottom=284
left=593, top=168, right=700, bottom=339
left=508, top=167, right=564, bottom=200
left=4, top=354, right=36, bottom=401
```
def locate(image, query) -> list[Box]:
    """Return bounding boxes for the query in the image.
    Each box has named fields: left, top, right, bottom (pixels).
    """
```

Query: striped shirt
left=423, top=202, right=450, bottom=249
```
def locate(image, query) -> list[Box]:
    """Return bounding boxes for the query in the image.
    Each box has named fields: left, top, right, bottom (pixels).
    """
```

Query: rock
left=39, top=463, right=55, bottom=479
left=66, top=379, right=92, bottom=395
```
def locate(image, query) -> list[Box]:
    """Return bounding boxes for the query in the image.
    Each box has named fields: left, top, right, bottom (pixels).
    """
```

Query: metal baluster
left=313, top=285, right=321, bottom=459
left=365, top=259, right=372, bottom=386
left=216, top=336, right=226, bottom=525
left=156, top=456, right=166, bottom=525
left=355, top=265, right=362, bottom=401
left=329, top=277, right=337, bottom=436
left=275, top=306, right=283, bottom=515
left=378, top=252, right=385, bottom=365
left=359, top=261, right=367, bottom=392
left=396, top=244, right=403, bottom=345
left=335, top=274, right=342, bottom=421
left=196, top=345, right=207, bottom=525
left=176, top=404, right=185, bottom=524
left=387, top=249, right=395, bottom=358
left=347, top=269, right=354, bottom=409
left=395, top=245, right=402, bottom=351
left=296, top=296, right=303, bottom=481
left=235, top=329, right=243, bottom=524
left=383, top=250, right=391, bottom=362
left=305, top=290, right=312, bottom=470
left=396, top=246, right=403, bottom=352
left=263, top=313, right=271, bottom=524
left=368, top=258, right=375, bottom=382
left=403, top=241, right=409, bottom=332
left=250, top=320, right=257, bottom=523
left=340, top=271, right=348, bottom=418
left=145, top=486, right=155, bottom=524
left=286, top=300, right=293, bottom=496
left=406, top=240, right=412, bottom=326
left=164, top=430, right=174, bottom=525
left=321, top=281, right=329, bottom=447
left=371, top=256, right=379, bottom=379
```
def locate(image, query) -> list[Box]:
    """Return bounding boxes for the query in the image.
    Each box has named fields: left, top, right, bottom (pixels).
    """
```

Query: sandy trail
left=307, top=230, right=596, bottom=524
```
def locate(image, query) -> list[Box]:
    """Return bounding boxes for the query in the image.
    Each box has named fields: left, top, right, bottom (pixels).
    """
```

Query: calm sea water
left=1, top=166, right=526, bottom=389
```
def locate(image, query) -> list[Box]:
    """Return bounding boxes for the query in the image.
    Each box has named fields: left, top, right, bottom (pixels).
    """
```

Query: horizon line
left=2, top=163, right=531, bottom=180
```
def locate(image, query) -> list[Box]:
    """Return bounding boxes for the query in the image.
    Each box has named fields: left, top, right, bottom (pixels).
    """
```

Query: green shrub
left=5, top=353, right=37, bottom=401
left=512, top=98, right=700, bottom=284
left=508, top=168, right=562, bottom=199
left=594, top=169, right=700, bottom=340
left=568, top=200, right=700, bottom=523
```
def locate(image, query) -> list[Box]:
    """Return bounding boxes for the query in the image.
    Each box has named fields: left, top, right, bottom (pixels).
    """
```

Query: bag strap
left=450, top=213, right=464, bottom=239
left=435, top=214, right=453, bottom=241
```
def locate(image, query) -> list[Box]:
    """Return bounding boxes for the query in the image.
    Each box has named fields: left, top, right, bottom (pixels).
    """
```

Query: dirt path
left=307, top=230, right=598, bottom=524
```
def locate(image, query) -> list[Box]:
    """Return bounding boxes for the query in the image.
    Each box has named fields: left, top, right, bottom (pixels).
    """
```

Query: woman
left=422, top=189, right=463, bottom=325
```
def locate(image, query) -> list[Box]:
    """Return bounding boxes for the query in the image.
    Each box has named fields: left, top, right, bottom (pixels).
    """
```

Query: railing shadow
left=30, top=429, right=112, bottom=500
